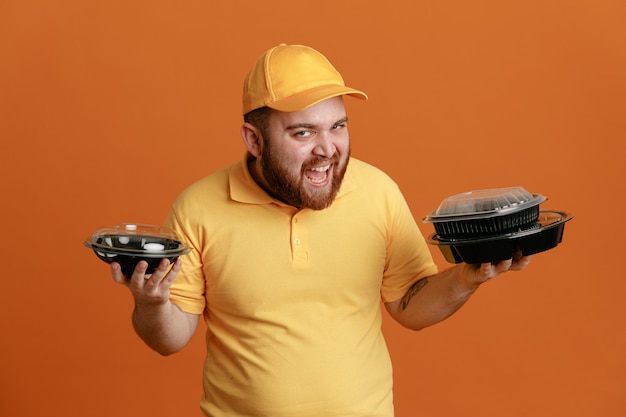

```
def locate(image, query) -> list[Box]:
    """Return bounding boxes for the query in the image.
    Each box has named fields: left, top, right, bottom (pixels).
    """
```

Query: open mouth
left=304, top=164, right=331, bottom=185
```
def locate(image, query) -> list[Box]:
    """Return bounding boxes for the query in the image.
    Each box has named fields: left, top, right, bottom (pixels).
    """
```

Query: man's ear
left=240, top=122, right=263, bottom=158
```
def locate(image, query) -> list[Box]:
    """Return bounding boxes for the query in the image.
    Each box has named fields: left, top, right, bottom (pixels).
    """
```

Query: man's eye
left=332, top=123, right=346, bottom=130
left=295, top=130, right=312, bottom=138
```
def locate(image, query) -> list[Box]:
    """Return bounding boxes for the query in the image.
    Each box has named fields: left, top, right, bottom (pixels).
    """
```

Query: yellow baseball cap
left=242, top=44, right=368, bottom=115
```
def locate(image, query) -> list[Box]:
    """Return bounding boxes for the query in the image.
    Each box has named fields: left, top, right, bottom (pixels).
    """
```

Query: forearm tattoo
left=401, top=278, right=429, bottom=310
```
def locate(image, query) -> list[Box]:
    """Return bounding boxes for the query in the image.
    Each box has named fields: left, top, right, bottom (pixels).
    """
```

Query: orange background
left=1, top=1, right=624, bottom=416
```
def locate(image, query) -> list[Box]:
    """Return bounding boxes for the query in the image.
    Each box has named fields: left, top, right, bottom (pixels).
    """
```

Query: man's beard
left=260, top=139, right=349, bottom=210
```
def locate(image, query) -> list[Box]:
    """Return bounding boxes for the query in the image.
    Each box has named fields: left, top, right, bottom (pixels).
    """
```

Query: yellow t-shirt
left=165, top=156, right=438, bottom=417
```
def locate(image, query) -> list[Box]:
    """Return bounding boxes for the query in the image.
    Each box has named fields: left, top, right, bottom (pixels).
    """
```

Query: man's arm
left=112, top=258, right=200, bottom=355
left=385, top=253, right=531, bottom=331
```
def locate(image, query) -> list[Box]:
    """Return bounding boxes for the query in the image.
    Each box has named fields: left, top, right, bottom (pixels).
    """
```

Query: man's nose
left=312, top=131, right=336, bottom=157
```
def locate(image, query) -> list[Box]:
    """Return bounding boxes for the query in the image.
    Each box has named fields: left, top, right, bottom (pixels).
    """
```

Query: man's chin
left=301, top=185, right=340, bottom=210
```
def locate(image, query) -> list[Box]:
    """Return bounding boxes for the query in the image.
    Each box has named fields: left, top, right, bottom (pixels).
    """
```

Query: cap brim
left=267, top=85, right=368, bottom=112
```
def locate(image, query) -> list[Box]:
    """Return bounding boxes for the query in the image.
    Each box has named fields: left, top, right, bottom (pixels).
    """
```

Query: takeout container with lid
left=424, top=186, right=573, bottom=264
left=84, top=223, right=190, bottom=277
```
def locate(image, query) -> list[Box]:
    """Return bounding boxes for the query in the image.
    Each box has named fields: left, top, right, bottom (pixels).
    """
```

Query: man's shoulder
left=348, top=157, right=398, bottom=187
left=172, top=161, right=238, bottom=208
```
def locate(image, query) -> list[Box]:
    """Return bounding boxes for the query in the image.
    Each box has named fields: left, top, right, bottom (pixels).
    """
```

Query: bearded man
left=111, top=44, right=530, bottom=417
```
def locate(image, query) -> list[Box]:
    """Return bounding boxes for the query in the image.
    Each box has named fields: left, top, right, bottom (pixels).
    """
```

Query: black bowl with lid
left=84, top=223, right=190, bottom=277
left=424, top=186, right=546, bottom=238
left=424, top=187, right=573, bottom=264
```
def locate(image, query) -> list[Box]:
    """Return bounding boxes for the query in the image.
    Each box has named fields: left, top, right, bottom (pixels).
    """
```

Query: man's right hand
left=110, top=258, right=199, bottom=356
left=111, top=258, right=181, bottom=307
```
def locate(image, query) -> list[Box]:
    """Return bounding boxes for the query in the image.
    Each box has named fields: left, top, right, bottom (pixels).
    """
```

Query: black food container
left=85, top=223, right=190, bottom=277
left=424, top=187, right=573, bottom=264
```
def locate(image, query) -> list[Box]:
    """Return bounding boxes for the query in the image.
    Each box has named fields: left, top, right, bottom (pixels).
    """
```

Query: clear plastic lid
left=425, top=186, right=546, bottom=221
left=88, top=223, right=180, bottom=240
left=84, top=223, right=189, bottom=255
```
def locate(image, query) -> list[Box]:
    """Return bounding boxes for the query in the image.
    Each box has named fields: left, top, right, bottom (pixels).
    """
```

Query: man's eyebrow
left=285, top=117, right=348, bottom=131
left=285, top=122, right=315, bottom=130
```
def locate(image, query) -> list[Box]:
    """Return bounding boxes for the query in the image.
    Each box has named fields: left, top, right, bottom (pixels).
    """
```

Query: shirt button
left=294, top=238, right=301, bottom=245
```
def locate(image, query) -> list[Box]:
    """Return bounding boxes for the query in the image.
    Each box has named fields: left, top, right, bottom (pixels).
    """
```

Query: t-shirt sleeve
left=164, top=204, right=207, bottom=315
left=380, top=186, right=438, bottom=303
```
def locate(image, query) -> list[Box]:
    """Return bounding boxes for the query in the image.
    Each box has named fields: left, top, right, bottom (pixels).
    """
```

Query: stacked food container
left=424, top=186, right=573, bottom=264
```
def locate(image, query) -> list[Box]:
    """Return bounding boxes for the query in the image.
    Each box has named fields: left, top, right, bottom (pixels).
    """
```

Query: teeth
left=309, top=165, right=330, bottom=172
